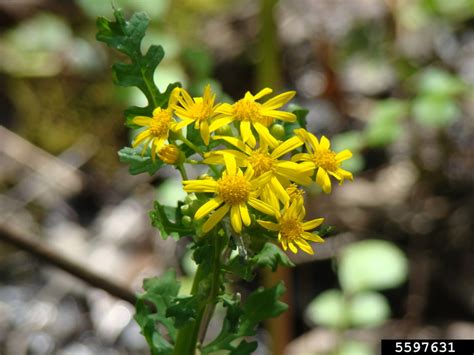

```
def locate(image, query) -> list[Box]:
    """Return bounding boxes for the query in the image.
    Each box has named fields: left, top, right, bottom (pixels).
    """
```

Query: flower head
left=204, top=135, right=313, bottom=210
left=293, top=129, right=353, bottom=193
left=157, top=144, right=181, bottom=164
left=183, top=155, right=276, bottom=233
left=173, top=84, right=221, bottom=145
left=131, top=93, right=178, bottom=161
left=258, top=197, right=324, bottom=255
left=210, top=88, right=296, bottom=148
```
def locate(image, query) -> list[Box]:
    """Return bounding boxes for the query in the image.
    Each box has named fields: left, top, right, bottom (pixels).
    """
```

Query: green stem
left=173, top=235, right=225, bottom=355
left=178, top=164, right=189, bottom=180
left=178, top=133, right=220, bottom=176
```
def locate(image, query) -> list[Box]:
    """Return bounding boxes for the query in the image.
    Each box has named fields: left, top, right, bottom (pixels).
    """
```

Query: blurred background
left=0, top=0, right=473, bottom=354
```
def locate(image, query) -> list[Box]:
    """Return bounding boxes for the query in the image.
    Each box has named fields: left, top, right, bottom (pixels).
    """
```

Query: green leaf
left=118, top=147, right=163, bottom=175
left=252, top=243, right=295, bottom=271
left=417, top=68, right=468, bottom=97
left=166, top=295, right=200, bottom=328
left=149, top=201, right=194, bottom=240
left=365, top=99, right=407, bottom=147
left=412, top=95, right=461, bottom=127
left=348, top=291, right=390, bottom=327
left=134, top=270, right=181, bottom=355
left=224, top=243, right=294, bottom=281
left=96, top=9, right=180, bottom=125
left=305, top=289, right=348, bottom=329
left=337, top=340, right=375, bottom=355
left=203, top=282, right=287, bottom=354
left=282, top=105, right=309, bottom=139
left=338, top=240, right=408, bottom=293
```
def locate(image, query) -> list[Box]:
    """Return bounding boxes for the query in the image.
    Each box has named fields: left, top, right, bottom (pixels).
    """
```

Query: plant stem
left=173, top=235, right=224, bottom=355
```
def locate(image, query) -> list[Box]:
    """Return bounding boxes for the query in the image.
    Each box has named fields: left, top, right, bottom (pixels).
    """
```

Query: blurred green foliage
left=305, top=240, right=408, bottom=354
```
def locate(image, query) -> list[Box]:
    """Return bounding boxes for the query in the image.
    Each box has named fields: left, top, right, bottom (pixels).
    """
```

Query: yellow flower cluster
left=130, top=85, right=353, bottom=254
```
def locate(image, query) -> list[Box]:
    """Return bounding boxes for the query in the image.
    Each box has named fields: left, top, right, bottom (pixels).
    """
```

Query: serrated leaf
left=166, top=295, right=200, bottom=328
left=135, top=269, right=181, bottom=355
left=224, top=243, right=294, bottom=281
left=203, top=282, right=287, bottom=354
left=96, top=9, right=180, bottom=124
left=149, top=201, right=194, bottom=240
left=118, top=147, right=163, bottom=175
left=252, top=243, right=295, bottom=271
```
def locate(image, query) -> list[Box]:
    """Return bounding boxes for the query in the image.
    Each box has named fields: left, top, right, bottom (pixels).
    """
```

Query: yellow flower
left=204, top=136, right=313, bottom=210
left=183, top=155, right=276, bottom=233
left=131, top=94, right=178, bottom=161
left=258, top=197, right=324, bottom=254
left=157, top=144, right=181, bottom=165
left=293, top=129, right=353, bottom=194
left=210, top=88, right=296, bottom=148
left=173, top=84, right=221, bottom=145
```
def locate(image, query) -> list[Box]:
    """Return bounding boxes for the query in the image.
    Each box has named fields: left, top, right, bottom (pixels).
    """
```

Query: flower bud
left=270, top=124, right=285, bottom=140
left=180, top=204, right=191, bottom=216
left=216, top=125, right=232, bottom=136
left=157, top=144, right=181, bottom=165
left=182, top=215, right=192, bottom=227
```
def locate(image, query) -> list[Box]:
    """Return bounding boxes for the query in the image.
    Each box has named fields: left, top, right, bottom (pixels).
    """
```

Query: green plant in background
left=305, top=240, right=408, bottom=355
left=96, top=9, right=354, bottom=355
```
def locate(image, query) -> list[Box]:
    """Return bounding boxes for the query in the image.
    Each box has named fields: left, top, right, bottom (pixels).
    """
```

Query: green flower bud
left=180, top=204, right=191, bottom=216
left=182, top=215, right=192, bottom=227
left=216, top=125, right=232, bottom=136
left=270, top=124, right=286, bottom=140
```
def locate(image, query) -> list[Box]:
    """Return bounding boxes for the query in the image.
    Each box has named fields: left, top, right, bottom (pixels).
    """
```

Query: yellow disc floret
left=280, top=218, right=304, bottom=242
left=248, top=152, right=274, bottom=176
left=312, top=149, right=338, bottom=171
left=217, top=175, right=251, bottom=205
left=149, top=109, right=172, bottom=137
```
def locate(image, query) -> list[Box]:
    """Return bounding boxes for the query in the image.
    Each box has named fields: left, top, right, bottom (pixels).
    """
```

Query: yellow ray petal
left=239, top=203, right=251, bottom=226
left=253, top=122, right=278, bottom=148
left=132, top=116, right=152, bottom=126
left=252, top=88, right=273, bottom=100
left=202, top=204, right=230, bottom=233
left=316, top=168, right=332, bottom=194
left=209, top=116, right=234, bottom=132
left=263, top=91, right=295, bottom=109
left=195, top=198, right=222, bottom=220
left=183, top=180, right=218, bottom=192
left=248, top=197, right=276, bottom=216
left=270, top=177, right=290, bottom=204
left=200, top=120, right=210, bottom=145
left=132, top=130, right=152, bottom=147
left=215, top=103, right=234, bottom=115
left=223, top=154, right=237, bottom=175
left=213, top=135, right=251, bottom=154
left=302, top=218, right=324, bottom=230
left=257, top=220, right=280, bottom=231
left=230, top=205, right=242, bottom=232
left=271, top=136, right=303, bottom=159
left=336, top=149, right=353, bottom=162
left=294, top=238, right=314, bottom=254
left=240, top=121, right=256, bottom=148
left=303, top=232, right=324, bottom=243
left=288, top=242, right=298, bottom=253
left=320, top=136, right=331, bottom=150
left=262, top=110, right=296, bottom=122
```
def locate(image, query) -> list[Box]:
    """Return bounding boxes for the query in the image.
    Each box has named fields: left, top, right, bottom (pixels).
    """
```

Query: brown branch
left=0, top=223, right=137, bottom=305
